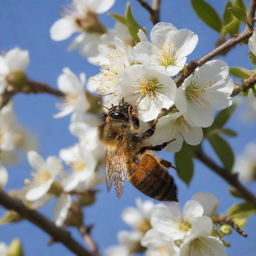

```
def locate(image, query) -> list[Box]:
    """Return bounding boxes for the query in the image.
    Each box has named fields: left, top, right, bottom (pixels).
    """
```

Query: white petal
left=50, top=17, right=77, bottom=41
left=183, top=200, right=204, bottom=223
left=166, top=133, right=184, bottom=152
left=122, top=208, right=142, bottom=227
left=26, top=180, right=53, bottom=201
left=151, top=22, right=177, bottom=45
left=138, top=29, right=147, bottom=41
left=54, top=194, right=72, bottom=226
left=249, top=30, right=256, bottom=56
left=28, top=151, right=45, bottom=170
left=5, top=48, right=29, bottom=72
left=182, top=126, right=203, bottom=145
left=203, top=91, right=232, bottom=110
left=190, top=216, right=213, bottom=237
left=0, top=166, right=8, bottom=188
left=192, top=193, right=218, bottom=216
left=141, top=229, right=170, bottom=248
left=87, top=0, right=115, bottom=13
left=0, top=56, right=10, bottom=75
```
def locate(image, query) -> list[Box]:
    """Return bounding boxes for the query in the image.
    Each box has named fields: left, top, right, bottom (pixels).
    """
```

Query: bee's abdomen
left=128, top=154, right=178, bottom=201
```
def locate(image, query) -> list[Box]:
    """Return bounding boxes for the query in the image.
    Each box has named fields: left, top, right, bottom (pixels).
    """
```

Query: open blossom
left=122, top=198, right=154, bottom=232
left=148, top=107, right=203, bottom=152
left=176, top=60, right=234, bottom=127
left=55, top=68, right=89, bottom=118
left=132, top=22, right=198, bottom=76
left=0, top=48, right=29, bottom=94
left=234, top=142, right=256, bottom=182
left=50, top=0, right=115, bottom=57
left=59, top=144, right=96, bottom=191
left=150, top=200, right=205, bottom=240
left=180, top=217, right=226, bottom=256
left=54, top=194, right=72, bottom=227
left=248, top=30, right=256, bottom=56
left=116, top=65, right=177, bottom=122
left=25, top=151, right=63, bottom=201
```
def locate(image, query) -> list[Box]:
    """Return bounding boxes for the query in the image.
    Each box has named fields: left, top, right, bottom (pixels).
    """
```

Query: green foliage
left=191, top=0, right=222, bottom=32
left=227, top=202, right=256, bottom=218
left=249, top=51, right=256, bottom=66
left=208, top=134, right=234, bottom=171
left=231, top=0, right=247, bottom=22
left=230, top=67, right=253, bottom=79
left=108, top=13, right=126, bottom=25
left=125, top=3, right=143, bottom=43
left=174, top=143, right=196, bottom=185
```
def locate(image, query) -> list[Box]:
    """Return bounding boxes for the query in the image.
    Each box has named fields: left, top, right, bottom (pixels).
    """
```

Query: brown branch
left=136, top=0, right=162, bottom=24
left=231, top=73, right=256, bottom=96
left=79, top=226, right=100, bottom=256
left=0, top=189, right=93, bottom=256
left=176, top=0, right=256, bottom=86
left=196, top=147, right=256, bottom=208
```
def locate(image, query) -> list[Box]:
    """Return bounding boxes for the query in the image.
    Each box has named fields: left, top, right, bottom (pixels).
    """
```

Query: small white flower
left=234, top=142, right=256, bottom=182
left=55, top=68, right=89, bottom=118
left=150, top=201, right=205, bottom=240
left=116, top=65, right=177, bottom=122
left=0, top=48, right=29, bottom=94
left=118, top=230, right=144, bottom=252
left=54, top=194, right=72, bottom=227
left=50, top=0, right=115, bottom=57
left=25, top=151, right=63, bottom=201
left=248, top=30, right=256, bottom=56
left=192, top=193, right=218, bottom=216
left=176, top=60, right=234, bottom=127
left=105, top=245, right=130, bottom=256
left=180, top=217, right=226, bottom=256
left=132, top=22, right=198, bottom=76
left=0, top=165, right=8, bottom=188
left=60, top=144, right=96, bottom=191
left=149, top=108, right=203, bottom=152
left=122, top=198, right=154, bottom=232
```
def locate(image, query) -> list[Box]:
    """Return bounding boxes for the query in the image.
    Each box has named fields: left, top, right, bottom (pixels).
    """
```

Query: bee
left=98, top=99, right=178, bottom=202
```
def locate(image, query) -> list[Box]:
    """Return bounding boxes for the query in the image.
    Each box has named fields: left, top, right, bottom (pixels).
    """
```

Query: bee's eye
left=110, top=112, right=127, bottom=120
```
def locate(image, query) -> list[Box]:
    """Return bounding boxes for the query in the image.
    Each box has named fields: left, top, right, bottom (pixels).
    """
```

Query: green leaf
left=227, top=202, right=256, bottom=218
left=191, top=0, right=222, bottom=32
left=249, top=51, right=256, bottom=66
left=232, top=0, right=247, bottom=22
left=174, top=143, right=195, bottom=185
left=212, top=104, right=237, bottom=129
left=223, top=2, right=233, bottom=25
left=218, top=128, right=238, bottom=137
left=109, top=13, right=126, bottom=25
left=230, top=67, right=253, bottom=79
left=208, top=134, right=234, bottom=171
left=125, top=3, right=143, bottom=43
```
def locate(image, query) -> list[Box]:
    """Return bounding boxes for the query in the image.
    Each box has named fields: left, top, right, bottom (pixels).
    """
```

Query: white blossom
left=59, top=144, right=96, bottom=191
left=0, top=48, right=29, bottom=94
left=0, top=242, right=8, bottom=256
left=132, top=22, right=198, bottom=76
left=55, top=68, right=89, bottom=118
left=248, top=29, right=256, bottom=56
left=149, top=108, right=203, bottom=152
left=50, top=0, right=115, bottom=57
left=116, top=65, right=177, bottom=122
left=176, top=60, right=234, bottom=127
left=0, top=165, right=8, bottom=188
left=25, top=151, right=63, bottom=201
left=180, top=217, right=226, bottom=256
left=54, top=194, right=72, bottom=227
left=234, top=142, right=256, bottom=182
left=105, top=245, right=130, bottom=256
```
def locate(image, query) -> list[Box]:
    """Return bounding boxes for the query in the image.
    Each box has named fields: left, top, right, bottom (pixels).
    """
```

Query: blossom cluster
left=106, top=194, right=229, bottom=256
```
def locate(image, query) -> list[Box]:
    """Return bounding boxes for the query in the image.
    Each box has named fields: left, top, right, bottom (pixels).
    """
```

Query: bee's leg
left=128, top=105, right=139, bottom=129
left=141, top=123, right=156, bottom=139
left=138, top=139, right=175, bottom=154
left=159, top=159, right=177, bottom=171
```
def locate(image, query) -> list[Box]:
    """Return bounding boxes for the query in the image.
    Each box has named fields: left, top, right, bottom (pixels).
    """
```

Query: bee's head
left=107, top=99, right=132, bottom=121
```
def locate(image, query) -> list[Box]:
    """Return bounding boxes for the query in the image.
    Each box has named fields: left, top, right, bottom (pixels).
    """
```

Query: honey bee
left=98, top=99, right=178, bottom=201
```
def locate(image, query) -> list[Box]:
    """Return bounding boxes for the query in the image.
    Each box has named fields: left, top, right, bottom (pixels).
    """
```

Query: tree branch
left=232, top=73, right=256, bottom=96
left=0, top=189, right=93, bottom=256
left=176, top=0, right=256, bottom=86
left=196, top=147, right=256, bottom=208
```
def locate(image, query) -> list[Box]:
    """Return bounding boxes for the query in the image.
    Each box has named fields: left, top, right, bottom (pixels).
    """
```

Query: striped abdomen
left=128, top=154, right=178, bottom=201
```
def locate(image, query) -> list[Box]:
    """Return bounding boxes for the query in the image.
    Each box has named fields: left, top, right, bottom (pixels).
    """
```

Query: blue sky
left=0, top=0, right=255, bottom=255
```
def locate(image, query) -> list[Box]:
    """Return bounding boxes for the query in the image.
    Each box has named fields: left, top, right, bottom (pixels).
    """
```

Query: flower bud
left=8, top=239, right=24, bottom=256
left=6, top=71, right=28, bottom=90
left=0, top=210, right=22, bottom=224
left=220, top=224, right=232, bottom=236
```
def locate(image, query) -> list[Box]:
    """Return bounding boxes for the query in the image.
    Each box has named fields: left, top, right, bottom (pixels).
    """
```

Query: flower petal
left=28, top=151, right=46, bottom=170
left=87, top=0, right=115, bottom=13
left=5, top=48, right=29, bottom=72
left=192, top=193, right=218, bottom=216
left=183, top=200, right=204, bottom=222
left=26, top=180, right=53, bottom=201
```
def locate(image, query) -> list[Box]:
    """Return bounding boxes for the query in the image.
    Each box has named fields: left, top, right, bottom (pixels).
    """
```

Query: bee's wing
left=105, top=148, right=128, bottom=198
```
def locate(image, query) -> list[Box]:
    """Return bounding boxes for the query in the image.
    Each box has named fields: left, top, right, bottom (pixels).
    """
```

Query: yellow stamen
left=139, top=78, right=161, bottom=97
left=158, top=43, right=177, bottom=67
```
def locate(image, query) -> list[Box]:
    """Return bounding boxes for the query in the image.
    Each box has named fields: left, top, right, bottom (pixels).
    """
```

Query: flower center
left=175, top=116, right=190, bottom=134
left=71, top=161, right=87, bottom=172
left=156, top=246, right=170, bottom=254
left=185, top=82, right=206, bottom=104
left=179, top=220, right=191, bottom=232
left=66, top=94, right=79, bottom=104
left=139, top=78, right=161, bottom=97
left=32, top=169, right=52, bottom=184
left=136, top=219, right=151, bottom=233
left=158, top=43, right=177, bottom=67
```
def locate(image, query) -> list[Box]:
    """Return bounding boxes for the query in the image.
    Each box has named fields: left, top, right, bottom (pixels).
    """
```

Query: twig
left=79, top=226, right=100, bottom=256
left=196, top=147, right=256, bottom=208
left=136, top=0, right=162, bottom=24
left=0, top=189, right=93, bottom=256
left=176, top=0, right=256, bottom=86
left=232, top=73, right=256, bottom=96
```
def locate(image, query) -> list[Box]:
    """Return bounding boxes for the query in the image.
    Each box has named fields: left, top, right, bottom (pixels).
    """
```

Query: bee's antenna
left=98, top=101, right=110, bottom=110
